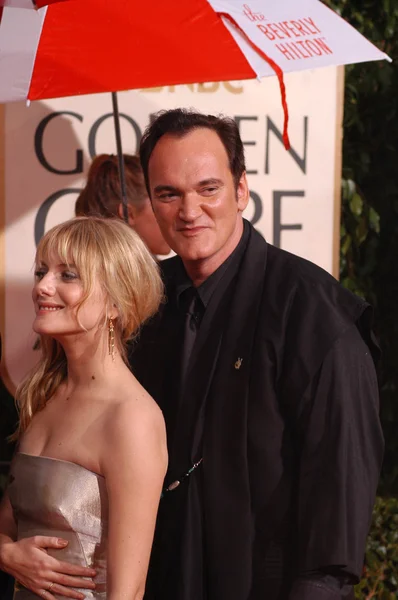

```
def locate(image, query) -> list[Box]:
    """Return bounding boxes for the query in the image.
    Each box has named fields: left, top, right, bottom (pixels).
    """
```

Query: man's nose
left=178, top=193, right=202, bottom=222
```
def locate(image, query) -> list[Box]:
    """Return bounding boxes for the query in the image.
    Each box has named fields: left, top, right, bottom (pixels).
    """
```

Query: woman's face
left=32, top=253, right=107, bottom=339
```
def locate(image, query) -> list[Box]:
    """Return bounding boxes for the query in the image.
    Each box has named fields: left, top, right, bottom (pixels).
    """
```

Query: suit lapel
left=203, top=226, right=269, bottom=599
left=168, top=277, right=234, bottom=478
left=209, top=227, right=268, bottom=417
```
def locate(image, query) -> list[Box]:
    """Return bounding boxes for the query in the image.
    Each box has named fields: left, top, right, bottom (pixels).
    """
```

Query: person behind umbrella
left=0, top=217, right=167, bottom=600
left=75, top=153, right=170, bottom=256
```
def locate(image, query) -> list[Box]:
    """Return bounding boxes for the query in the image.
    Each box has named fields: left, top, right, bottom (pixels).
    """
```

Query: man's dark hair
left=139, top=108, right=246, bottom=196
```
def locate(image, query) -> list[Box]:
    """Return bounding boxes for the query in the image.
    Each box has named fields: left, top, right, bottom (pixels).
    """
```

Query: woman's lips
left=37, top=304, right=64, bottom=313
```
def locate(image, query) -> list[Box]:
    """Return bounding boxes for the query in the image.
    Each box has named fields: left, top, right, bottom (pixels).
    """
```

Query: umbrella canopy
left=0, top=0, right=61, bottom=7
left=0, top=0, right=391, bottom=102
left=0, top=0, right=390, bottom=111
left=0, top=0, right=391, bottom=164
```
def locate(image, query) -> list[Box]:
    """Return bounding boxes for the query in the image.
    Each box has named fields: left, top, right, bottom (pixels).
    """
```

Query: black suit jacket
left=130, top=222, right=383, bottom=600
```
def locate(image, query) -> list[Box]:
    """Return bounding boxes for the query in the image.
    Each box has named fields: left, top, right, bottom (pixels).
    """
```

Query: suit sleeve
left=290, top=324, right=384, bottom=599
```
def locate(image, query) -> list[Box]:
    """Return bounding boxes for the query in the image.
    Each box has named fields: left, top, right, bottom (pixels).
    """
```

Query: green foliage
left=324, top=3, right=398, bottom=594
left=325, top=0, right=398, bottom=495
left=355, top=497, right=398, bottom=599
left=340, top=178, right=380, bottom=303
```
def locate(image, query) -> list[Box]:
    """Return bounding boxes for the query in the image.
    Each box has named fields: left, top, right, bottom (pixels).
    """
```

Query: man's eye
left=202, top=187, right=217, bottom=194
left=159, top=193, right=176, bottom=200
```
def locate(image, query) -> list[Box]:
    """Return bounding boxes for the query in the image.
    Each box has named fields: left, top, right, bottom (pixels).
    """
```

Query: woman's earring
left=108, top=318, right=115, bottom=361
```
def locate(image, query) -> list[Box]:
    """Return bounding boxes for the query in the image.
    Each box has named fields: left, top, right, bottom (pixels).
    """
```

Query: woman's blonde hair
left=14, top=216, right=163, bottom=439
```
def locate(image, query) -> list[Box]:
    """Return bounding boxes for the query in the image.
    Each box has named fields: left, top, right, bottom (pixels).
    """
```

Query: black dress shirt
left=175, top=225, right=249, bottom=404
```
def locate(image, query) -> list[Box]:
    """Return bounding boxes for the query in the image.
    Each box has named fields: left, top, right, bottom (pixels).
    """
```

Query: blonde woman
left=0, top=217, right=167, bottom=599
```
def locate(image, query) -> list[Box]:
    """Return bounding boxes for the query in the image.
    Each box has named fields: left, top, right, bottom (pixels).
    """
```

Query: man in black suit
left=130, top=109, right=383, bottom=600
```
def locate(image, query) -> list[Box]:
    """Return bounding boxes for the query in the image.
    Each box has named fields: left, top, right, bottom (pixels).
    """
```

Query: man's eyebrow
left=153, top=179, right=224, bottom=194
left=153, top=185, right=180, bottom=195
left=198, top=178, right=223, bottom=187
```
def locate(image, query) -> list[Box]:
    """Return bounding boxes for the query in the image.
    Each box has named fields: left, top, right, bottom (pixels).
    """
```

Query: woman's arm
left=0, top=490, right=17, bottom=551
left=0, top=490, right=96, bottom=599
left=101, top=394, right=168, bottom=600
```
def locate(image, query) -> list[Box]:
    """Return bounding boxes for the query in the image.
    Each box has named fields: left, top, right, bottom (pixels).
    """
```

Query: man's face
left=147, top=128, right=249, bottom=265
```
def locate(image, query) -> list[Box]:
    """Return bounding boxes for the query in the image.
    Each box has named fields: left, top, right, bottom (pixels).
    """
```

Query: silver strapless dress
left=8, top=453, right=108, bottom=599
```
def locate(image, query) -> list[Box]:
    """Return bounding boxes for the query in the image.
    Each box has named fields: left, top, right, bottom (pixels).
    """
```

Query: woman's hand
left=0, top=536, right=96, bottom=599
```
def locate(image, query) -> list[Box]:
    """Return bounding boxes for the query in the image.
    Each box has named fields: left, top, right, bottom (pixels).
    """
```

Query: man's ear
left=118, top=202, right=135, bottom=227
left=237, top=172, right=250, bottom=212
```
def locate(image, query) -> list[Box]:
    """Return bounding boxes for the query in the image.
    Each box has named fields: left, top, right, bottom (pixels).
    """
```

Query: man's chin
left=172, top=234, right=213, bottom=261
left=174, top=244, right=212, bottom=263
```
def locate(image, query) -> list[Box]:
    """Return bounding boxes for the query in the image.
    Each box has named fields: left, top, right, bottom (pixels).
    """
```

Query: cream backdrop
left=0, top=66, right=343, bottom=392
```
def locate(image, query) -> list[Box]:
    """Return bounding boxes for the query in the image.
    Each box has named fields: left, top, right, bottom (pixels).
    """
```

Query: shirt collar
left=174, top=220, right=250, bottom=310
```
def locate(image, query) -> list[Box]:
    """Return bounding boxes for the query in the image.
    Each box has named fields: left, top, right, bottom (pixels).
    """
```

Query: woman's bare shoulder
left=113, top=371, right=163, bottom=423
left=99, top=372, right=167, bottom=473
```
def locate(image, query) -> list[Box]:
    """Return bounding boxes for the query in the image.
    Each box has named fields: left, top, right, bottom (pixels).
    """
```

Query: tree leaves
left=324, top=3, right=398, bottom=595
left=355, top=498, right=398, bottom=598
left=326, top=0, right=398, bottom=499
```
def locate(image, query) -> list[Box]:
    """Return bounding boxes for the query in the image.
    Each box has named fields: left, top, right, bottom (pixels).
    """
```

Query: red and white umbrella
left=0, top=0, right=391, bottom=146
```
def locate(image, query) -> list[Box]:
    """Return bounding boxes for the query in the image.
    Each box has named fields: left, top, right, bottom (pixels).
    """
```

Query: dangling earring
left=108, top=318, right=115, bottom=361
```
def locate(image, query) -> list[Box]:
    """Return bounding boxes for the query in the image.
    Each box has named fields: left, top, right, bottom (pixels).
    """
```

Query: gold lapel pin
left=234, top=357, right=243, bottom=370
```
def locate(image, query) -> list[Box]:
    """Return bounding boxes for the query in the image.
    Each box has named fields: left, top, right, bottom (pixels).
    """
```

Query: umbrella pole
left=111, top=91, right=129, bottom=223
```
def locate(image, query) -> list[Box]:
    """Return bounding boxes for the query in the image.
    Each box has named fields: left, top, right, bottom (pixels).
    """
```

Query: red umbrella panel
left=0, top=0, right=391, bottom=149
